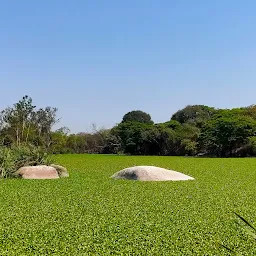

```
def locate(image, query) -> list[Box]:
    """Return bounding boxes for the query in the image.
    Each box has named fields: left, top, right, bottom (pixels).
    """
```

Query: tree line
left=1, top=96, right=256, bottom=157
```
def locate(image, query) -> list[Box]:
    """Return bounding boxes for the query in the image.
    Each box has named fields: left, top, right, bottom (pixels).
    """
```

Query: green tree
left=102, top=127, right=121, bottom=154
left=33, top=107, right=59, bottom=147
left=116, top=121, right=154, bottom=155
left=0, top=96, right=59, bottom=149
left=248, top=136, right=256, bottom=156
left=181, top=139, right=198, bottom=156
left=171, top=105, right=216, bottom=127
left=50, top=131, right=68, bottom=154
left=142, top=124, right=177, bottom=155
left=122, top=110, right=153, bottom=124
left=1, top=96, right=36, bottom=146
left=241, top=105, right=256, bottom=120
left=199, top=114, right=256, bottom=157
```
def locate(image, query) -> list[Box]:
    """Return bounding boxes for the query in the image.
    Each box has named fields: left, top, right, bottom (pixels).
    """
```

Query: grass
left=0, top=154, right=256, bottom=255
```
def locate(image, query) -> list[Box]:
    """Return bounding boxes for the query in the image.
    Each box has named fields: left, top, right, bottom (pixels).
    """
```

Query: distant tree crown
left=122, top=110, right=153, bottom=124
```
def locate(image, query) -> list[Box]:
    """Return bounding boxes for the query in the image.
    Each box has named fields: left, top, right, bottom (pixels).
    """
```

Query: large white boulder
left=111, top=166, right=194, bottom=181
left=17, top=165, right=59, bottom=179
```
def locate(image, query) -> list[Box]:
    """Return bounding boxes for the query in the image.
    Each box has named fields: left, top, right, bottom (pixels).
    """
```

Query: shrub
left=0, top=145, right=52, bottom=178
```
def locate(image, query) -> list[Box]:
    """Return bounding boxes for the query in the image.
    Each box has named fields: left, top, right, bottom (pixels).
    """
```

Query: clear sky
left=1, top=1, right=256, bottom=133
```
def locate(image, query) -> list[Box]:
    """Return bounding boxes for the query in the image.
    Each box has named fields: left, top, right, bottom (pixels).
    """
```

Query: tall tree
left=33, top=107, right=59, bottom=147
left=0, top=96, right=59, bottom=148
left=1, top=96, right=35, bottom=145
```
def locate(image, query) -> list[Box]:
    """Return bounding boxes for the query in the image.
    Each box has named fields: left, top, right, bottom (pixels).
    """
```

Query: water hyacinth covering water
left=0, top=154, right=256, bottom=255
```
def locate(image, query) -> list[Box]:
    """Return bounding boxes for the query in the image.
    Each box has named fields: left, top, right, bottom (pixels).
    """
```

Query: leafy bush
left=248, top=136, right=256, bottom=155
left=0, top=145, right=52, bottom=178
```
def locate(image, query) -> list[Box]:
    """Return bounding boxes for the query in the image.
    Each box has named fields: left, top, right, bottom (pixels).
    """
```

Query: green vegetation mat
left=0, top=154, right=256, bottom=255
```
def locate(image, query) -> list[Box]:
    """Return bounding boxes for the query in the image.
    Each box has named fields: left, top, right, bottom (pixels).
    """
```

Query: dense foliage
left=122, top=110, right=153, bottom=124
left=1, top=96, right=256, bottom=157
left=0, top=154, right=256, bottom=255
left=0, top=145, right=52, bottom=178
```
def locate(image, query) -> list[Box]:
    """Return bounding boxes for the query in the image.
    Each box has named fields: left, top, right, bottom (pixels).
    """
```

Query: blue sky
left=1, top=1, right=256, bottom=133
